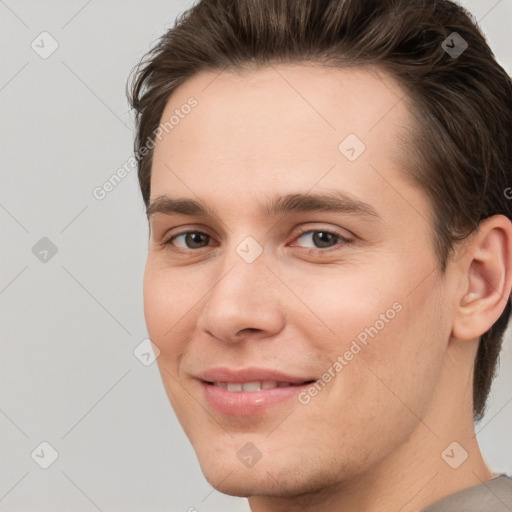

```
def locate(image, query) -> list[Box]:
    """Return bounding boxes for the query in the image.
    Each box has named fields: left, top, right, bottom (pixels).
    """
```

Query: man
left=127, top=0, right=512, bottom=510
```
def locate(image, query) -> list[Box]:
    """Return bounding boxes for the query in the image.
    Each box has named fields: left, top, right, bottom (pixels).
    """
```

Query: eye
left=160, top=227, right=353, bottom=255
left=291, top=228, right=352, bottom=252
left=163, top=230, right=213, bottom=251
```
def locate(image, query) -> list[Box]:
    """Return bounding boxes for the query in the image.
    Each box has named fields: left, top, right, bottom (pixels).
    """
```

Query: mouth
left=205, top=380, right=315, bottom=392
left=197, top=368, right=317, bottom=416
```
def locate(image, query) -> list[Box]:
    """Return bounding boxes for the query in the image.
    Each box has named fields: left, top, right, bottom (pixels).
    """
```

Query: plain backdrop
left=1, top=1, right=511, bottom=511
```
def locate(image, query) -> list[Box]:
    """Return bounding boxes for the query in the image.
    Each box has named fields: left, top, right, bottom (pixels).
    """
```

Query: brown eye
left=311, top=231, right=339, bottom=248
left=165, top=231, right=211, bottom=250
left=293, top=229, right=350, bottom=250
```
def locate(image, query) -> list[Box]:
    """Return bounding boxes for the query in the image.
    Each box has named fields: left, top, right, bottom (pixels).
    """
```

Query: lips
left=197, top=367, right=317, bottom=416
left=212, top=381, right=301, bottom=391
left=199, top=367, right=315, bottom=385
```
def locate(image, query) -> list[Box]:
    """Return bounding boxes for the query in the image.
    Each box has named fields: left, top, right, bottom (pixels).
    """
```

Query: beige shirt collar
left=421, top=475, right=512, bottom=512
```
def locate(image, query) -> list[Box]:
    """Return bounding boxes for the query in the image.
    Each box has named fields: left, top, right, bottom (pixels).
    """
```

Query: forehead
left=150, top=63, right=419, bottom=218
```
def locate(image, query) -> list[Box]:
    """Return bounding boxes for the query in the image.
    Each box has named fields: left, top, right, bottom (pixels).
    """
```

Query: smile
left=210, top=381, right=307, bottom=391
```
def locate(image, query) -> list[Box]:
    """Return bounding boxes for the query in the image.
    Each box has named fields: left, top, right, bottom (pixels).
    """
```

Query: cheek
left=285, top=262, right=405, bottom=350
left=293, top=259, right=447, bottom=420
left=143, top=260, right=194, bottom=339
left=332, top=279, right=447, bottom=434
left=142, top=261, right=195, bottom=374
left=143, top=264, right=200, bottom=427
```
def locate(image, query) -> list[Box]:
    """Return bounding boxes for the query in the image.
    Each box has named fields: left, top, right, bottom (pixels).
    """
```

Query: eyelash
left=160, top=227, right=353, bottom=256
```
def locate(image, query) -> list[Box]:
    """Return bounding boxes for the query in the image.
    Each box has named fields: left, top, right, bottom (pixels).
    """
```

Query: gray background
left=0, top=1, right=511, bottom=511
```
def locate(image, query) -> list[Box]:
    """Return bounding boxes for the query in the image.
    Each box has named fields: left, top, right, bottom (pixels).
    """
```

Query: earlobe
left=452, top=215, right=512, bottom=341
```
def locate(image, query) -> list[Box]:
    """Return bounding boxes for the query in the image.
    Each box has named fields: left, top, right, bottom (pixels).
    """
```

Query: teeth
left=212, top=380, right=286, bottom=392
left=242, top=381, right=262, bottom=392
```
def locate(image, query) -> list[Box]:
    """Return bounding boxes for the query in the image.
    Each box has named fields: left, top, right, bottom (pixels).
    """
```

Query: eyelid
left=159, top=224, right=213, bottom=242
left=161, top=227, right=216, bottom=250
left=289, top=225, right=354, bottom=244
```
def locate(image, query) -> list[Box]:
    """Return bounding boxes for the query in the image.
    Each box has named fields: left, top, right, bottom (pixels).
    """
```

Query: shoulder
left=422, top=475, right=512, bottom=512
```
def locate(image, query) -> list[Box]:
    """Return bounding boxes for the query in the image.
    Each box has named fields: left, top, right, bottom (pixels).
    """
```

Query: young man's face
left=144, top=64, right=456, bottom=497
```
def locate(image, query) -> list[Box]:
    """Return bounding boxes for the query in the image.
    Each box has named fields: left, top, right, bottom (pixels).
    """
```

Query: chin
left=200, top=466, right=287, bottom=498
left=196, top=457, right=263, bottom=497
left=195, top=447, right=349, bottom=500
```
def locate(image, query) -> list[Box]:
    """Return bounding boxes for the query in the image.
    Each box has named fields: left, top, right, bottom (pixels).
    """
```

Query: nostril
left=237, top=328, right=260, bottom=335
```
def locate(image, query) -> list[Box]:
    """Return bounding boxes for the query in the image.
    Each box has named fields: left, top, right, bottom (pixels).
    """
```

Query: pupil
left=187, top=232, right=208, bottom=248
left=313, top=232, right=335, bottom=248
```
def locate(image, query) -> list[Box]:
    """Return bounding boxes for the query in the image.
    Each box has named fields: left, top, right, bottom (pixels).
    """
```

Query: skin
left=143, top=63, right=512, bottom=511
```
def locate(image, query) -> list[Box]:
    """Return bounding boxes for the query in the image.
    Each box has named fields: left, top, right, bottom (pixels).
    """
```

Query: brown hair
left=127, top=0, right=512, bottom=420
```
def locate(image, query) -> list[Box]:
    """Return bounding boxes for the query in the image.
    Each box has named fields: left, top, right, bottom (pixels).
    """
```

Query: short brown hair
left=127, top=0, right=512, bottom=420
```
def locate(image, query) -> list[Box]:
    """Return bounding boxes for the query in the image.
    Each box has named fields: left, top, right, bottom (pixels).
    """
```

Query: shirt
left=422, top=475, right=512, bottom=512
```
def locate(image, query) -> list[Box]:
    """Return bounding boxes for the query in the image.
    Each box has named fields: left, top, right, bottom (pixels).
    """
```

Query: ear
left=452, top=215, right=512, bottom=341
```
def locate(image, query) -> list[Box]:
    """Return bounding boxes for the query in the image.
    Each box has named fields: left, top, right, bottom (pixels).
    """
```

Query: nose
left=195, top=251, right=285, bottom=344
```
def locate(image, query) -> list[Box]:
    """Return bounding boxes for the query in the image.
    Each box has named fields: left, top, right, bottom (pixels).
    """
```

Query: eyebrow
left=147, top=191, right=380, bottom=220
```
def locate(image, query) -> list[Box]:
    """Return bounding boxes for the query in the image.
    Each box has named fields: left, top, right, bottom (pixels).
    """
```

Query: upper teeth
left=214, top=381, right=293, bottom=392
